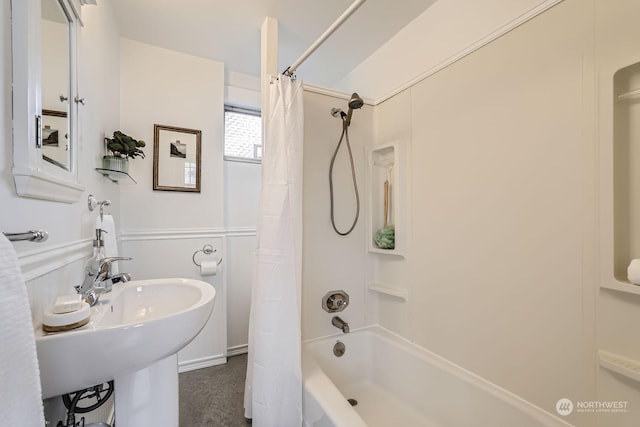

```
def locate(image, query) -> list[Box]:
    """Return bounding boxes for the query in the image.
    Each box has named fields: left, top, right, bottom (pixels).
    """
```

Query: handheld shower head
left=348, top=93, right=364, bottom=110
left=345, top=92, right=364, bottom=126
left=330, top=93, right=364, bottom=125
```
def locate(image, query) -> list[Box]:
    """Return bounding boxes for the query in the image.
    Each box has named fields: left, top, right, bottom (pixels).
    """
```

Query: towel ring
left=192, top=244, right=222, bottom=267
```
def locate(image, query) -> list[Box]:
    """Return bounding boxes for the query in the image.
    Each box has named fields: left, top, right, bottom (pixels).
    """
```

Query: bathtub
left=302, top=326, right=571, bottom=427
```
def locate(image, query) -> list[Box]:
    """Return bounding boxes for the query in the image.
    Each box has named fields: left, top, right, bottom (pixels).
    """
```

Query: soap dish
left=43, top=302, right=91, bottom=333
left=52, top=294, right=83, bottom=314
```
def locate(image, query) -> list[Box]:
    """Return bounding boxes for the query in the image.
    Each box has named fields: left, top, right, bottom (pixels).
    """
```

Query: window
left=224, top=106, right=262, bottom=162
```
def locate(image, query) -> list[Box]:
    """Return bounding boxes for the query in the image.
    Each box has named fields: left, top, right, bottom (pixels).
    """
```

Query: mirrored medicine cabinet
left=11, top=0, right=88, bottom=203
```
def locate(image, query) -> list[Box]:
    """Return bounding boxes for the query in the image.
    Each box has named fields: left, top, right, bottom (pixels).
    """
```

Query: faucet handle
left=322, top=291, right=350, bottom=313
left=101, top=256, right=132, bottom=263
left=98, top=256, right=132, bottom=275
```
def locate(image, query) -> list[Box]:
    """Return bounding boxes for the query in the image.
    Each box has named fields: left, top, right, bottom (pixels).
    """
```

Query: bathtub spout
left=332, top=316, right=350, bottom=333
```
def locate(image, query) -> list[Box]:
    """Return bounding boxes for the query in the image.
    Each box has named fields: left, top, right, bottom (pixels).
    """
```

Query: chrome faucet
left=75, top=256, right=131, bottom=306
left=331, top=316, right=350, bottom=333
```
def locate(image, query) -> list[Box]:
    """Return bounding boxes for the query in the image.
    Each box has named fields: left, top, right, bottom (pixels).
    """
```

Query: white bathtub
left=302, top=326, right=572, bottom=427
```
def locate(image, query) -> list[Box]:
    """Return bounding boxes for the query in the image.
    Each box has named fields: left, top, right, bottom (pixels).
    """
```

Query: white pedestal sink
left=35, top=278, right=216, bottom=425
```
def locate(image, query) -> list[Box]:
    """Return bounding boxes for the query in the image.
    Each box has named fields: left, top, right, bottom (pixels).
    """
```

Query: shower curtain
left=244, top=75, right=304, bottom=426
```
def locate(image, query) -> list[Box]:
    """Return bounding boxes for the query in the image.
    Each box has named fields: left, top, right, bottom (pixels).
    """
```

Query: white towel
left=0, top=234, right=45, bottom=426
left=96, top=214, right=119, bottom=275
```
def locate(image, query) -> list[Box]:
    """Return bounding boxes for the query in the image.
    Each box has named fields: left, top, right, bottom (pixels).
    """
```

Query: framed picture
left=153, top=124, right=202, bottom=192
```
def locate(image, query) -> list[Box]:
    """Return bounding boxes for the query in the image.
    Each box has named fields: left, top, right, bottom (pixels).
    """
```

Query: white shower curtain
left=244, top=75, right=304, bottom=426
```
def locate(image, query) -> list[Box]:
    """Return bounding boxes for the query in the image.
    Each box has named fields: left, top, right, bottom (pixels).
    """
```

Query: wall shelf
left=599, top=350, right=640, bottom=383
left=617, top=88, right=640, bottom=102
left=368, top=282, right=409, bottom=301
left=601, top=280, right=640, bottom=296
left=95, top=168, right=137, bottom=184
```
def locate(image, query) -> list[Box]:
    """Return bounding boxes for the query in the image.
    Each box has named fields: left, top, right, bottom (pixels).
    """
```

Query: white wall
left=595, top=1, right=640, bottom=426
left=334, top=0, right=563, bottom=102
left=224, top=160, right=260, bottom=354
left=225, top=70, right=261, bottom=110
left=224, top=70, right=261, bottom=354
left=223, top=223, right=258, bottom=354
left=1, top=0, right=121, bottom=320
left=2, top=1, right=121, bottom=423
left=118, top=38, right=224, bottom=231
left=365, top=0, right=600, bottom=425
left=118, top=39, right=228, bottom=368
left=10, top=1, right=640, bottom=425
left=302, top=91, right=373, bottom=340
left=353, top=1, right=640, bottom=425
left=117, top=45, right=263, bottom=362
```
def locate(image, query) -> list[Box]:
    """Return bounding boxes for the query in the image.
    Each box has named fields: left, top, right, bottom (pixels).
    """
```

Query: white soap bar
left=52, top=294, right=83, bottom=314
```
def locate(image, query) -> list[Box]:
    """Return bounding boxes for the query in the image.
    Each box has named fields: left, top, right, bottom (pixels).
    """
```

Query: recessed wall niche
left=367, top=141, right=406, bottom=257
left=613, top=61, right=640, bottom=284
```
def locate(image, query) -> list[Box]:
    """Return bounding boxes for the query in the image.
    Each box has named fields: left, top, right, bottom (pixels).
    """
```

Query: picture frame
left=153, top=124, right=202, bottom=192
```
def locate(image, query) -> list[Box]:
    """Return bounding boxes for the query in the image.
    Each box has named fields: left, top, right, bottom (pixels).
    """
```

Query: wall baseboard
left=178, top=346, right=247, bottom=374
left=178, top=354, right=227, bottom=373
left=227, top=344, right=248, bottom=357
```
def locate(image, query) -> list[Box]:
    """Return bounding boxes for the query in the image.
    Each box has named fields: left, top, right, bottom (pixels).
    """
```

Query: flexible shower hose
left=329, top=119, right=360, bottom=236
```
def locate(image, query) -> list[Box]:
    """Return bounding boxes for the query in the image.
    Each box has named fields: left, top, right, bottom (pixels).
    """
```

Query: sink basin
left=35, top=278, right=216, bottom=399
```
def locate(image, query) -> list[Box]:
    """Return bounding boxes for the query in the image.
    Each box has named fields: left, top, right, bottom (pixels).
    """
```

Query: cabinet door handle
left=74, top=96, right=85, bottom=105
left=59, top=95, right=68, bottom=102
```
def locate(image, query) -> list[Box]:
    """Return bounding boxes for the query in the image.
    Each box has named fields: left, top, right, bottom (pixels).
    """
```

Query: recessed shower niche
left=598, top=60, right=640, bottom=382
left=610, top=61, right=640, bottom=292
left=367, top=141, right=406, bottom=257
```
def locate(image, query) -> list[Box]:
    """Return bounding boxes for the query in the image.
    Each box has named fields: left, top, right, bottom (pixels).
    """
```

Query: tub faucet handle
left=323, top=290, right=349, bottom=313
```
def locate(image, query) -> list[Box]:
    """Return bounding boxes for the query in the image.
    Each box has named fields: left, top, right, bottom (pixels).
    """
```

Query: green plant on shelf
left=104, top=131, right=145, bottom=159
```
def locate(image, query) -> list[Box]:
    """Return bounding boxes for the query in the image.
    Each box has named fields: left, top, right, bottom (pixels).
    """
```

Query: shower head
left=348, top=93, right=364, bottom=110
left=345, top=92, right=364, bottom=126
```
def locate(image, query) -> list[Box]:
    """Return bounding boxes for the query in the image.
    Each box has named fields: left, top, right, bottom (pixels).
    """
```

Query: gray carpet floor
left=179, top=354, right=252, bottom=427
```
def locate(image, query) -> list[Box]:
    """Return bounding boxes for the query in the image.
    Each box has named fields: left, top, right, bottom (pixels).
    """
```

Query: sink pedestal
left=114, top=354, right=179, bottom=426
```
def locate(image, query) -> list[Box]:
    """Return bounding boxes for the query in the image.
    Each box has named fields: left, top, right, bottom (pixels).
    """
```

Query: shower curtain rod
left=282, top=0, right=367, bottom=77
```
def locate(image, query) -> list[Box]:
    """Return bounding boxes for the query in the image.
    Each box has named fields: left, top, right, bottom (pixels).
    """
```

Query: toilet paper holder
left=192, top=244, right=222, bottom=267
